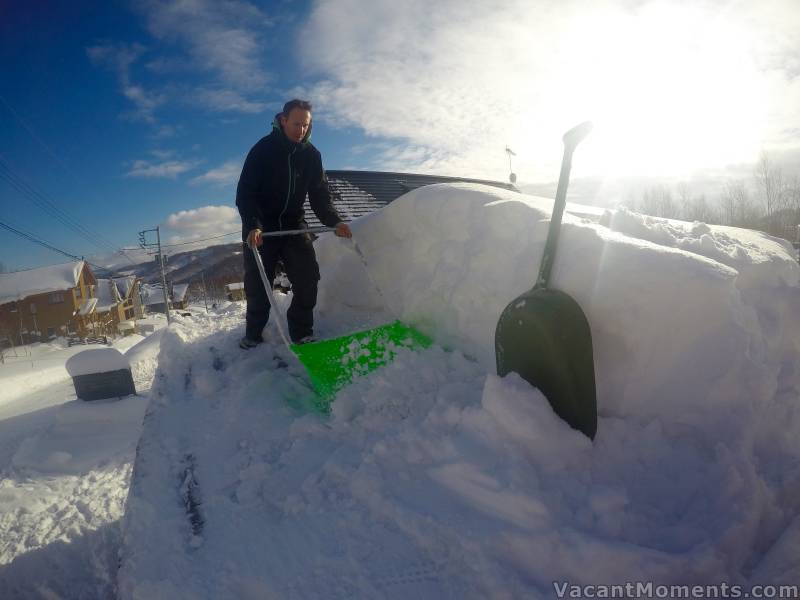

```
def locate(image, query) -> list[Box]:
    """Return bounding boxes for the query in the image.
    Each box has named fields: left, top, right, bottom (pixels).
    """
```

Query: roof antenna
left=505, top=146, right=517, bottom=184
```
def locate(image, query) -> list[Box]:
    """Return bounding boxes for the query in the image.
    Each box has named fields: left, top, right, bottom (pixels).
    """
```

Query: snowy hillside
left=116, top=183, right=800, bottom=598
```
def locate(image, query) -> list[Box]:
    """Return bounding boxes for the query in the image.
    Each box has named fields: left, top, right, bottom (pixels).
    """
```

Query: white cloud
left=150, top=149, right=175, bottom=160
left=190, top=89, right=268, bottom=113
left=126, top=159, right=199, bottom=178
left=191, top=160, right=242, bottom=186
left=300, top=0, right=800, bottom=187
left=138, top=0, right=272, bottom=113
left=162, top=205, right=241, bottom=248
left=87, top=43, right=164, bottom=123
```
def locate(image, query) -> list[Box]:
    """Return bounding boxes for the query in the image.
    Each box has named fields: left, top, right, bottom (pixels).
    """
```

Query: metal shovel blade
left=495, top=288, right=597, bottom=439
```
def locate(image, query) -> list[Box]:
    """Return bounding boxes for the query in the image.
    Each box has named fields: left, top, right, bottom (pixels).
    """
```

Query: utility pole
left=139, top=226, right=171, bottom=325
left=200, top=270, right=209, bottom=313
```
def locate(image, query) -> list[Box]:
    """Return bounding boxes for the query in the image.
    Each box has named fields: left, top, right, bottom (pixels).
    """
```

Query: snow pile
left=119, top=183, right=800, bottom=596
left=317, top=183, right=800, bottom=426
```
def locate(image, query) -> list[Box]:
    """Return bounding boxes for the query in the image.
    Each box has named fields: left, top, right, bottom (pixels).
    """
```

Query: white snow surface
left=0, top=260, right=84, bottom=305
left=0, top=335, right=152, bottom=598
left=65, top=347, right=130, bottom=377
left=114, top=184, right=800, bottom=598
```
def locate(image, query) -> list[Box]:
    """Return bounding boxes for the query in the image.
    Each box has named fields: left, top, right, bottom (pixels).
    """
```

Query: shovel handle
left=535, top=121, right=593, bottom=290
left=260, top=227, right=336, bottom=238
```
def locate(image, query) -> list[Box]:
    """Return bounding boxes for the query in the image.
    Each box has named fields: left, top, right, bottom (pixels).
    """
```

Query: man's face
left=280, top=108, right=311, bottom=143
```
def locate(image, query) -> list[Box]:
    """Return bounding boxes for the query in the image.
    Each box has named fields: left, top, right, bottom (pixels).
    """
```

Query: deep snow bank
left=119, top=184, right=800, bottom=595
left=317, top=183, right=800, bottom=430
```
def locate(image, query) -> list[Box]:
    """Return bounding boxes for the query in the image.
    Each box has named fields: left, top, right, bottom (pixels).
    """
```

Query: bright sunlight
left=559, top=3, right=768, bottom=178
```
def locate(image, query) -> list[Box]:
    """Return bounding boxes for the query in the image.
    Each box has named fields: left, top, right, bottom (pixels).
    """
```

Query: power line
left=0, top=94, right=81, bottom=184
left=0, top=158, right=139, bottom=266
left=0, top=95, right=140, bottom=268
left=0, top=158, right=118, bottom=252
left=160, top=231, right=240, bottom=248
left=0, top=218, right=107, bottom=272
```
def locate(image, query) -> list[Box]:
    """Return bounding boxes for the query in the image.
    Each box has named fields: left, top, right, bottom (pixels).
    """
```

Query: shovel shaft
left=260, top=226, right=336, bottom=237
left=251, top=246, right=292, bottom=350
left=535, top=121, right=593, bottom=290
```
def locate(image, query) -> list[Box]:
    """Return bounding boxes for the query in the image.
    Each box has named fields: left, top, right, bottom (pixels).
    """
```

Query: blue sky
left=1, top=0, right=799, bottom=272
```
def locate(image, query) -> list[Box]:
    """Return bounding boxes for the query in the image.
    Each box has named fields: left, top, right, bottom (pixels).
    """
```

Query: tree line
left=624, top=153, right=800, bottom=242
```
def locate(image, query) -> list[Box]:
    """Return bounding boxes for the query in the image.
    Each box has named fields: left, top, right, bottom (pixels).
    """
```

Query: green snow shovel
left=494, top=121, right=597, bottom=440
left=251, top=238, right=430, bottom=413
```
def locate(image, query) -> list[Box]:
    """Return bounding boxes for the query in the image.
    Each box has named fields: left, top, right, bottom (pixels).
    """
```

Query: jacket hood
left=272, top=112, right=313, bottom=147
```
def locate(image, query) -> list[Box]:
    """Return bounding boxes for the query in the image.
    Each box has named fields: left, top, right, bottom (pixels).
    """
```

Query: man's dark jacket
left=235, top=118, right=342, bottom=240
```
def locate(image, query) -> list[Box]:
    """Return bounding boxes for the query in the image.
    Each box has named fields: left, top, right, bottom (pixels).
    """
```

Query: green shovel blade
left=291, top=320, right=431, bottom=412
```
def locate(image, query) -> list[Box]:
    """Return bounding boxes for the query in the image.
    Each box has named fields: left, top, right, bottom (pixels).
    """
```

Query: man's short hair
left=282, top=99, right=312, bottom=116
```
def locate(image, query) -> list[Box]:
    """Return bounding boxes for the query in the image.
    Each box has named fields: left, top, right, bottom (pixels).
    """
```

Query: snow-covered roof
left=95, top=279, right=121, bottom=312
left=115, top=276, right=137, bottom=299
left=172, top=283, right=189, bottom=303
left=141, top=284, right=167, bottom=306
left=76, top=297, right=97, bottom=316
left=0, top=261, right=84, bottom=305
left=226, top=282, right=244, bottom=291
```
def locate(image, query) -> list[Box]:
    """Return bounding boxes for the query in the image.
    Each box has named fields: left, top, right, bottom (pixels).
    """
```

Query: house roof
left=95, top=279, right=121, bottom=312
left=172, top=283, right=189, bottom=302
left=141, top=284, right=167, bottom=306
left=226, top=282, right=244, bottom=291
left=114, top=276, right=137, bottom=299
left=0, top=261, right=85, bottom=305
left=76, top=297, right=98, bottom=316
left=302, top=170, right=518, bottom=227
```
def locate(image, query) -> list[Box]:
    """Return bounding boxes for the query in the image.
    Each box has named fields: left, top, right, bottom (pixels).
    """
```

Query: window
left=47, top=327, right=55, bottom=338
left=49, top=291, right=65, bottom=304
left=9, top=301, right=17, bottom=312
left=29, top=303, right=37, bottom=314
left=75, top=286, right=82, bottom=299
left=125, top=308, right=134, bottom=320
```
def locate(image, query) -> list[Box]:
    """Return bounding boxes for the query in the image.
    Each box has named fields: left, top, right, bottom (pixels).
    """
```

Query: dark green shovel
left=494, top=121, right=597, bottom=439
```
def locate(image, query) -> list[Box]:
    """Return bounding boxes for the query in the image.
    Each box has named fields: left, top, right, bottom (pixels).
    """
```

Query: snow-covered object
left=172, top=283, right=189, bottom=303
left=0, top=260, right=84, bottom=304
left=316, top=182, right=800, bottom=427
left=95, top=278, right=121, bottom=312
left=75, top=297, right=98, bottom=316
left=115, top=275, right=137, bottom=299
left=65, top=348, right=128, bottom=377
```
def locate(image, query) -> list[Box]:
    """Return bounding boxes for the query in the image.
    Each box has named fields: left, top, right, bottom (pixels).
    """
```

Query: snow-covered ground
left=0, top=319, right=167, bottom=598
left=119, top=184, right=799, bottom=598
left=2, top=183, right=800, bottom=598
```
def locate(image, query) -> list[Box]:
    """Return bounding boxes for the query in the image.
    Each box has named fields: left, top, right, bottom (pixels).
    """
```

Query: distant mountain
left=107, top=243, right=245, bottom=286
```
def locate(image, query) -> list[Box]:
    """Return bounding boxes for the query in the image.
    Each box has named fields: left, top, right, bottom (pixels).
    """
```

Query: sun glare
left=559, top=4, right=768, bottom=178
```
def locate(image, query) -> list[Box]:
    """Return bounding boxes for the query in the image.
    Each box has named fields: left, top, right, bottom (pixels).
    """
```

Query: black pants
left=243, top=235, right=320, bottom=342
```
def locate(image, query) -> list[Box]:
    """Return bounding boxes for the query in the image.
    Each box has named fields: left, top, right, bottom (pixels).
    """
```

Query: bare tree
left=640, top=185, right=677, bottom=218
left=719, top=180, right=756, bottom=227
left=754, top=152, right=787, bottom=234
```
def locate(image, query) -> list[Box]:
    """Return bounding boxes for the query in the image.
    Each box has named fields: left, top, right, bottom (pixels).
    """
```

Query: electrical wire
left=0, top=159, right=139, bottom=266
left=0, top=218, right=108, bottom=272
left=0, top=95, right=140, bottom=267
left=160, top=231, right=240, bottom=248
